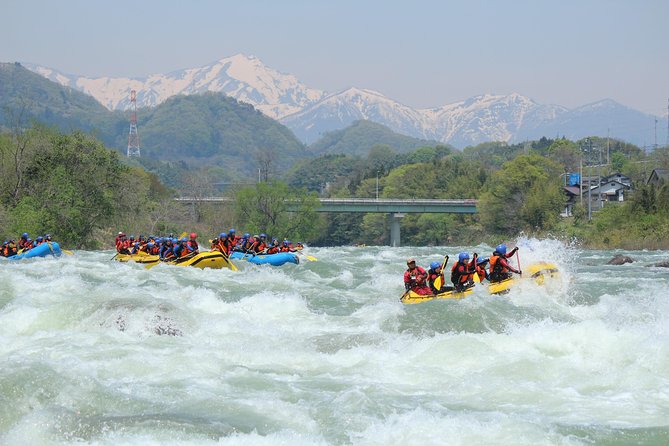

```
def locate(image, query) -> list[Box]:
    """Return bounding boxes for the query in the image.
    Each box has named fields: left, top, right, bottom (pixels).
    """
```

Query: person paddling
left=451, top=252, right=477, bottom=292
left=404, top=257, right=432, bottom=295
left=489, top=244, right=521, bottom=283
left=428, top=259, right=453, bottom=294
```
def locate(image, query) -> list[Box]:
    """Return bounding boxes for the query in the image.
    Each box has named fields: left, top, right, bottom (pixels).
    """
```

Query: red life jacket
left=451, top=261, right=473, bottom=284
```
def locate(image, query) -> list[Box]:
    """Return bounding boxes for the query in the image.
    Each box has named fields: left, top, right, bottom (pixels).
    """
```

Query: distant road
left=175, top=197, right=478, bottom=214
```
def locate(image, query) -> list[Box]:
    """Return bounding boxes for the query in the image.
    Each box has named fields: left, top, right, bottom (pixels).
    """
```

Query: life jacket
left=18, top=238, right=29, bottom=250
left=451, top=261, right=473, bottom=285
left=187, top=240, right=199, bottom=252
left=489, top=255, right=508, bottom=275
left=178, top=243, right=192, bottom=257
left=266, top=245, right=279, bottom=254
left=250, top=241, right=266, bottom=253
left=428, top=267, right=445, bottom=291
left=212, top=239, right=228, bottom=255
left=475, top=264, right=487, bottom=282
left=404, top=266, right=428, bottom=286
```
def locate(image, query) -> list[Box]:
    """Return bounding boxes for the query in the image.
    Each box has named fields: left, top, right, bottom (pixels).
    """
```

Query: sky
left=2, top=0, right=668, bottom=116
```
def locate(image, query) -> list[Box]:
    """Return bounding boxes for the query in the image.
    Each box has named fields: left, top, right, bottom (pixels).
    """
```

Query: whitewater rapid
left=1, top=238, right=668, bottom=445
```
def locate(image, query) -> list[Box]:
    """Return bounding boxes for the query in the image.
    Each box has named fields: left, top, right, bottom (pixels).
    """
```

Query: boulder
left=646, top=260, right=669, bottom=268
left=607, top=254, right=634, bottom=265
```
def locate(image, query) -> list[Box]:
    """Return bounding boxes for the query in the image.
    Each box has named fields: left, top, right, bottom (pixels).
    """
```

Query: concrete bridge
left=176, top=197, right=478, bottom=246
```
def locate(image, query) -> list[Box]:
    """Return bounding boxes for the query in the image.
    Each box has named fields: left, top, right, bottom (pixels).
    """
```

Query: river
left=1, top=238, right=668, bottom=445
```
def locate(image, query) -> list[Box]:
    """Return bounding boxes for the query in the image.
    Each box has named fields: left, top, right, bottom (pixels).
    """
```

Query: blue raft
left=7, top=242, right=62, bottom=260
left=229, top=251, right=299, bottom=266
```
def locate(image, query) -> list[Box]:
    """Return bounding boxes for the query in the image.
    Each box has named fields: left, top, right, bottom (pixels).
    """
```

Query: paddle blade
left=144, top=260, right=163, bottom=269
left=305, top=255, right=317, bottom=261
left=433, top=276, right=443, bottom=290
left=62, top=249, right=74, bottom=255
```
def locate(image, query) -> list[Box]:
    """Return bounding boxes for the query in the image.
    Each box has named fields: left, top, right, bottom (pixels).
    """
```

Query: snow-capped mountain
left=24, top=54, right=325, bottom=119
left=24, top=54, right=664, bottom=148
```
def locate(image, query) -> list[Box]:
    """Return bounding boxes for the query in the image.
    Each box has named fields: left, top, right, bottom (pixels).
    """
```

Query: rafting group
left=113, top=229, right=308, bottom=269
left=114, top=230, right=301, bottom=259
left=400, top=243, right=558, bottom=304
left=2, top=233, right=55, bottom=257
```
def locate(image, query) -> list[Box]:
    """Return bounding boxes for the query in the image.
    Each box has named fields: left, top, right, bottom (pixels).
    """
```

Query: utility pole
left=127, top=90, right=141, bottom=157
left=587, top=138, right=592, bottom=220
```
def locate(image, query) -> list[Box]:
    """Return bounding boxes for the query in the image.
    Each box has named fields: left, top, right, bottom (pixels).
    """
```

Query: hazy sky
left=3, top=0, right=667, bottom=115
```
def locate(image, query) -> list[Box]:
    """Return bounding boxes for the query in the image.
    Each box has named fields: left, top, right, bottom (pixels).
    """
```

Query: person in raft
left=428, top=258, right=454, bottom=294
left=404, top=257, right=432, bottom=295
left=450, top=252, right=478, bottom=292
left=489, top=244, right=521, bottom=282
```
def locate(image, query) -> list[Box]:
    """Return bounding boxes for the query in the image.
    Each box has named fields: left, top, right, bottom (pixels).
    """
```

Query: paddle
left=432, top=255, right=449, bottom=290
left=516, top=249, right=522, bottom=275
left=296, top=251, right=317, bottom=261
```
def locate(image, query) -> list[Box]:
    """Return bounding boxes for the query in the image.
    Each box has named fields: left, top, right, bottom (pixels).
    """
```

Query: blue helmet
left=36, top=236, right=43, bottom=242
left=430, top=261, right=441, bottom=270
left=181, top=237, right=188, bottom=242
left=45, top=234, right=51, bottom=240
left=22, top=233, right=28, bottom=238
left=229, top=228, right=235, bottom=233
left=477, top=257, right=489, bottom=264
left=458, top=252, right=470, bottom=262
left=244, top=233, right=251, bottom=239
left=496, top=244, right=507, bottom=255
left=219, top=232, right=227, bottom=239
left=148, top=242, right=155, bottom=248
left=260, top=233, right=267, bottom=239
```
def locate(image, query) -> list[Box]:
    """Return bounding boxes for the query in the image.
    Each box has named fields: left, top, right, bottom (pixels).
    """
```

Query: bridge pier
left=389, top=213, right=404, bottom=247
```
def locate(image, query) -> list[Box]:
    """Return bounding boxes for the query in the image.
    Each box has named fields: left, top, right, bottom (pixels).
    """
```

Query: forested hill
left=0, top=63, right=307, bottom=176
left=0, top=62, right=124, bottom=145
left=136, top=93, right=307, bottom=175
left=309, top=120, right=445, bottom=156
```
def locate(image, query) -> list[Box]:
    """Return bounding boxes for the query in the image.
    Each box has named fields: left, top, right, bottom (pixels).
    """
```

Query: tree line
left=2, top=123, right=668, bottom=249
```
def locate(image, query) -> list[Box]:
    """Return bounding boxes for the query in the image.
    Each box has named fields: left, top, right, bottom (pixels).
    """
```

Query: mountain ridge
left=23, top=54, right=666, bottom=149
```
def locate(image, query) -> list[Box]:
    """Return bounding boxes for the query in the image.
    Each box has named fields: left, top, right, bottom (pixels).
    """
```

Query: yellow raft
left=400, top=287, right=473, bottom=304
left=114, top=252, right=159, bottom=264
left=487, top=261, right=559, bottom=294
left=115, top=251, right=236, bottom=270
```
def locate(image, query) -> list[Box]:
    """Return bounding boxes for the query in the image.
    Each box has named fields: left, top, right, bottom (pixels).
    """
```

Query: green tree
left=548, top=139, right=581, bottom=172
left=234, top=180, right=323, bottom=242
left=17, top=131, right=127, bottom=247
left=479, top=154, right=564, bottom=234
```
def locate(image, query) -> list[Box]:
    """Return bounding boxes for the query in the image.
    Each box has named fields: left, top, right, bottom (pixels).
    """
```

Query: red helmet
left=190, top=232, right=197, bottom=239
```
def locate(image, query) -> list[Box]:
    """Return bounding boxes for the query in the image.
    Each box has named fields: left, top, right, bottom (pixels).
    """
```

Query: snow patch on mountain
left=24, top=54, right=325, bottom=119
left=24, top=55, right=664, bottom=148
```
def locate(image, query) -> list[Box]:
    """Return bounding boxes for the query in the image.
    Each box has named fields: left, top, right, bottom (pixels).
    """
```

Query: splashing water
left=1, top=239, right=668, bottom=445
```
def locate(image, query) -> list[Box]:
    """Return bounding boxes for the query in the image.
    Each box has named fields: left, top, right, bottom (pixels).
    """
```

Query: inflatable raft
left=487, top=261, right=559, bottom=294
left=229, top=251, right=299, bottom=266
left=167, top=251, right=235, bottom=270
left=7, top=242, right=62, bottom=260
left=115, top=251, right=236, bottom=270
left=400, top=287, right=473, bottom=304
left=113, top=252, right=159, bottom=264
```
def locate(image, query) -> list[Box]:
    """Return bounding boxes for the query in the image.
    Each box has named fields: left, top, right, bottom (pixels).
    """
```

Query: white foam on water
left=1, top=245, right=668, bottom=445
